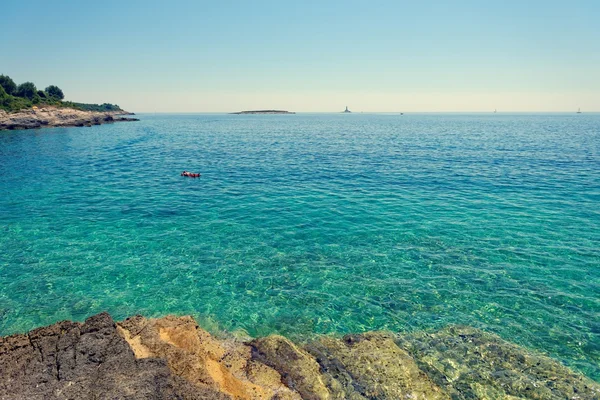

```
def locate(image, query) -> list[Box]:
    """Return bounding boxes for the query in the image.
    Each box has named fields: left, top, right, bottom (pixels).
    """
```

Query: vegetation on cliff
left=0, top=74, right=122, bottom=113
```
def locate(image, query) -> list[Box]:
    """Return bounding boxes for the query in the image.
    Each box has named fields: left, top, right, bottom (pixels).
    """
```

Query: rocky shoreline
left=0, top=107, right=138, bottom=131
left=1, top=313, right=598, bottom=399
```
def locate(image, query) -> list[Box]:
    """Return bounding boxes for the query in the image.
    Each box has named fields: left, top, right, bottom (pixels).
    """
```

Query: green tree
left=0, top=85, right=15, bottom=110
left=16, top=82, right=38, bottom=99
left=45, top=85, right=64, bottom=100
left=0, top=75, right=17, bottom=95
left=0, top=84, right=7, bottom=105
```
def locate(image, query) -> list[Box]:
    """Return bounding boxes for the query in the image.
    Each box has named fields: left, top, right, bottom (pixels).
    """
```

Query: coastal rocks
left=396, top=325, right=600, bottom=400
left=304, top=332, right=449, bottom=400
left=117, top=315, right=301, bottom=400
left=0, top=312, right=224, bottom=400
left=0, top=107, right=138, bottom=131
left=251, top=335, right=331, bottom=400
left=1, top=313, right=599, bottom=399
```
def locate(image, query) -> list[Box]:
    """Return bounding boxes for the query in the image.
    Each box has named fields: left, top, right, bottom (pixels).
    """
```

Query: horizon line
left=132, top=110, right=600, bottom=114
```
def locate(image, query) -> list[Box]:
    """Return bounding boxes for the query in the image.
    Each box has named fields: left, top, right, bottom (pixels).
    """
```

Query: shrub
left=0, top=75, right=123, bottom=113
left=16, top=82, right=38, bottom=100
left=45, top=85, right=64, bottom=100
left=0, top=75, right=17, bottom=96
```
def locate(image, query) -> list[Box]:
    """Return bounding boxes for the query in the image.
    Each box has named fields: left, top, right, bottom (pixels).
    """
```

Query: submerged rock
left=396, top=325, right=600, bottom=400
left=305, top=331, right=449, bottom=400
left=1, top=313, right=598, bottom=399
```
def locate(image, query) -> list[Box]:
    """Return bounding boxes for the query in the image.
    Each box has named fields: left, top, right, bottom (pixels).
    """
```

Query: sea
left=0, top=113, right=598, bottom=381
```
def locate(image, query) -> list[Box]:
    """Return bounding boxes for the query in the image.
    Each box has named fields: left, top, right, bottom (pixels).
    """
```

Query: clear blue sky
left=2, top=0, right=599, bottom=112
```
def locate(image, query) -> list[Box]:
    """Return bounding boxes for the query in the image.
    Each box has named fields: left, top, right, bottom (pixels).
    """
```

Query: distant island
left=0, top=74, right=138, bottom=130
left=231, top=110, right=296, bottom=114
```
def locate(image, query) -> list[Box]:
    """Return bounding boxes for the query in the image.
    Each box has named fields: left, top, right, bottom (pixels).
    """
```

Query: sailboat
left=577, top=108, right=582, bottom=114
left=494, top=109, right=497, bottom=113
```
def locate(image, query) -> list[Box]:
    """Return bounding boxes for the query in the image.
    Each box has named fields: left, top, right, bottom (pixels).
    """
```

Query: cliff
left=0, top=107, right=138, bottom=131
left=1, top=312, right=598, bottom=399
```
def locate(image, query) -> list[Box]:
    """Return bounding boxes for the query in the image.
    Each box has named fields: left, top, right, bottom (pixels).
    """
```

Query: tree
left=0, top=85, right=14, bottom=110
left=0, top=75, right=17, bottom=95
left=16, top=82, right=38, bottom=99
left=0, top=85, right=7, bottom=105
left=45, top=85, right=64, bottom=100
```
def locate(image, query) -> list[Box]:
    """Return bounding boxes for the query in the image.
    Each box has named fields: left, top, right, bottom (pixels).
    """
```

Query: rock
left=305, top=332, right=449, bottom=400
left=251, top=335, right=332, bottom=400
left=0, top=312, right=226, bottom=399
left=396, top=325, right=600, bottom=400
left=2, top=314, right=598, bottom=399
left=0, top=107, right=138, bottom=131
left=118, top=315, right=301, bottom=400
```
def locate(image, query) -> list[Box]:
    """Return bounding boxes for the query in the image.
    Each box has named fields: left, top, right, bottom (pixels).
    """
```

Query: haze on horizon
left=2, top=0, right=599, bottom=113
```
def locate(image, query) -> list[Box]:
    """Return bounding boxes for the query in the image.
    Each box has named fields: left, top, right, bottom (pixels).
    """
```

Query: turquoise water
left=0, top=113, right=599, bottom=380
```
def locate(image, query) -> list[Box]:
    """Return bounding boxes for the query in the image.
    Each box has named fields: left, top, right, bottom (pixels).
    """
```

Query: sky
left=1, top=0, right=599, bottom=112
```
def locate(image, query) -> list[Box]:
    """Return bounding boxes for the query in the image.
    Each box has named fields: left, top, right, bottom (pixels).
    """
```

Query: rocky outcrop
left=1, top=313, right=599, bottom=400
left=0, top=107, right=138, bottom=131
left=251, top=335, right=330, bottom=399
left=305, top=332, right=449, bottom=399
left=117, top=315, right=300, bottom=400
left=0, top=312, right=225, bottom=400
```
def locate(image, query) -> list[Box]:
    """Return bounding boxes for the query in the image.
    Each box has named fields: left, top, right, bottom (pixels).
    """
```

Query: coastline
left=1, top=312, right=598, bottom=399
left=0, top=106, right=138, bottom=131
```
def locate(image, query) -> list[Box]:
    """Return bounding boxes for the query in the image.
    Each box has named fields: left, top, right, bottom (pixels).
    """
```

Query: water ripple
left=0, top=113, right=599, bottom=381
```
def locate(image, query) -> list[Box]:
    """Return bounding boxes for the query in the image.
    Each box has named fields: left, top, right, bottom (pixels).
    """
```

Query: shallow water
left=0, top=113, right=598, bottom=380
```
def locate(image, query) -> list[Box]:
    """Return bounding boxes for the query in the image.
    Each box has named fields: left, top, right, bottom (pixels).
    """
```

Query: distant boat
left=577, top=108, right=582, bottom=114
left=494, top=109, right=497, bottom=113
left=343, top=106, right=351, bottom=113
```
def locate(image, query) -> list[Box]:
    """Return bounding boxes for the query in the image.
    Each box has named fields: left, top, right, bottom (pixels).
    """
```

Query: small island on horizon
left=230, top=110, right=296, bottom=114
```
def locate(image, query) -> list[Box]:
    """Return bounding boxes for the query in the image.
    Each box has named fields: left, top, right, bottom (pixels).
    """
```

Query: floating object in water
left=181, top=171, right=201, bottom=178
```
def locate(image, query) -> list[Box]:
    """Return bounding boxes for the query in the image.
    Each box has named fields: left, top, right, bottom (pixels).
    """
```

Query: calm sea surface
left=1, top=113, right=599, bottom=380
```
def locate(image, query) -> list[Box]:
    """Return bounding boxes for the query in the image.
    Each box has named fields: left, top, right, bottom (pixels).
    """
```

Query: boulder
left=0, top=312, right=226, bottom=399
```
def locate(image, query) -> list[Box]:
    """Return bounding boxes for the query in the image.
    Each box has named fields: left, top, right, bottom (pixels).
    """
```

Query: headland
left=0, top=74, right=138, bottom=131
left=0, top=107, right=138, bottom=131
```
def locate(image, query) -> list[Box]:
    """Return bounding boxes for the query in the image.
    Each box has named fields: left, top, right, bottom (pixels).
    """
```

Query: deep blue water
left=0, top=113, right=599, bottom=380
